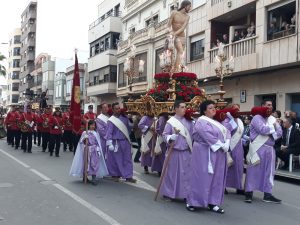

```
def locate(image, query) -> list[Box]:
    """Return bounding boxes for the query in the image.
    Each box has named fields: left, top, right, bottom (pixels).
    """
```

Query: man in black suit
left=277, top=118, right=300, bottom=169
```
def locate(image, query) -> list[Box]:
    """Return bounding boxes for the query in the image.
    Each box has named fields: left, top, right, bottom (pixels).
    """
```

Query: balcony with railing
left=118, top=18, right=168, bottom=52
left=208, top=0, right=256, bottom=20
left=89, top=10, right=122, bottom=30
left=87, top=73, right=117, bottom=96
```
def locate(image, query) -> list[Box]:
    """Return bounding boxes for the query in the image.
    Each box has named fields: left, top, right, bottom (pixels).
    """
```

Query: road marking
left=0, top=148, right=122, bottom=225
left=53, top=183, right=122, bottom=225
left=133, top=170, right=141, bottom=176
left=30, top=168, right=52, bottom=181
left=124, top=176, right=156, bottom=193
left=282, top=202, right=300, bottom=211
left=0, top=149, right=30, bottom=168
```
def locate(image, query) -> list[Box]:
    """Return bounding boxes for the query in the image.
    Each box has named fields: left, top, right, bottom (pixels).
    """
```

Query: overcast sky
left=0, top=0, right=104, bottom=85
left=0, top=0, right=103, bottom=60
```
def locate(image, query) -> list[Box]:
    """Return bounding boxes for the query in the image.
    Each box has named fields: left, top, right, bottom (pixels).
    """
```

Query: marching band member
left=160, top=100, right=193, bottom=200
left=186, top=100, right=230, bottom=213
left=34, top=109, right=43, bottom=147
left=222, top=104, right=245, bottom=195
left=62, top=106, right=73, bottom=152
left=5, top=105, right=21, bottom=148
left=105, top=102, right=136, bottom=183
left=70, top=120, right=108, bottom=185
left=138, top=114, right=156, bottom=174
left=20, top=104, right=36, bottom=153
left=41, top=105, right=52, bottom=152
left=245, top=100, right=282, bottom=203
left=48, top=107, right=63, bottom=157
left=84, top=105, right=97, bottom=124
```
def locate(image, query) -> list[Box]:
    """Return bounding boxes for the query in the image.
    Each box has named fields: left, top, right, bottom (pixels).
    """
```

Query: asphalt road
left=0, top=138, right=300, bottom=225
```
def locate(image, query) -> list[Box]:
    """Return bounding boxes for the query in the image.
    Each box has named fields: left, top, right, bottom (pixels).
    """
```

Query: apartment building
left=19, top=1, right=37, bottom=96
left=6, top=28, right=21, bottom=105
left=87, top=0, right=124, bottom=106
left=118, top=0, right=300, bottom=114
left=117, top=0, right=181, bottom=98
left=187, top=0, right=300, bottom=114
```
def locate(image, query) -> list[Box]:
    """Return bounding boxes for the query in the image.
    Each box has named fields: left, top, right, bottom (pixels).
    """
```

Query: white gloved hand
left=226, top=112, right=234, bottom=120
left=108, top=145, right=114, bottom=151
left=170, top=133, right=178, bottom=141
left=222, top=139, right=230, bottom=152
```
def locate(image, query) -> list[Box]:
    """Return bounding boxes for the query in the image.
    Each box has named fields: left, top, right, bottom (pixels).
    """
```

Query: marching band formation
left=4, top=99, right=283, bottom=214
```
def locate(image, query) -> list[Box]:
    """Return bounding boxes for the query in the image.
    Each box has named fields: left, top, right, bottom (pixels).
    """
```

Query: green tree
left=0, top=53, right=6, bottom=76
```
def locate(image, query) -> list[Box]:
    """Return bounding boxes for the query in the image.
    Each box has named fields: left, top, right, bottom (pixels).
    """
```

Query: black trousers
left=42, top=132, right=50, bottom=151
left=49, top=134, right=62, bottom=155
left=12, top=130, right=21, bottom=149
left=277, top=149, right=300, bottom=167
left=7, top=129, right=12, bottom=144
left=34, top=131, right=41, bottom=146
left=21, top=132, right=32, bottom=152
left=72, top=134, right=81, bottom=155
left=63, top=130, right=73, bottom=151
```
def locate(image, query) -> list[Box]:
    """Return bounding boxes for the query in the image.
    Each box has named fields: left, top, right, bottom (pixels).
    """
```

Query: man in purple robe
left=160, top=100, right=193, bottom=200
left=151, top=114, right=168, bottom=176
left=105, top=103, right=136, bottom=183
left=138, top=115, right=155, bottom=174
left=245, top=100, right=282, bottom=203
left=222, top=104, right=245, bottom=194
left=96, top=103, right=110, bottom=160
left=186, top=100, right=230, bottom=214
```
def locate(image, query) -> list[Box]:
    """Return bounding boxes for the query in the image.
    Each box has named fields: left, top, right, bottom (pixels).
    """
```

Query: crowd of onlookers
left=241, top=110, right=300, bottom=171
left=213, top=22, right=256, bottom=48
left=268, top=14, right=296, bottom=40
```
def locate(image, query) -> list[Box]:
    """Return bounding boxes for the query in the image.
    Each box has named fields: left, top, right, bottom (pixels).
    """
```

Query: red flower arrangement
left=172, top=72, right=197, bottom=81
left=176, top=83, right=202, bottom=102
left=147, top=83, right=169, bottom=102
left=154, top=73, right=170, bottom=82
left=184, top=108, right=195, bottom=120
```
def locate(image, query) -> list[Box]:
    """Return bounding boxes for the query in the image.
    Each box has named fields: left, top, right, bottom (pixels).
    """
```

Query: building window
left=13, top=47, right=21, bottom=56
left=12, top=71, right=20, bottom=79
left=190, top=36, right=205, bottom=61
left=267, top=1, right=296, bottom=41
left=12, top=94, right=19, bottom=103
left=155, top=48, right=164, bottom=74
left=95, top=43, right=100, bottom=54
left=145, top=15, right=159, bottom=27
left=14, top=35, right=21, bottom=44
left=192, top=0, right=206, bottom=8
left=129, top=27, right=136, bottom=34
left=66, top=80, right=72, bottom=96
left=13, top=59, right=20, bottom=68
left=118, top=63, right=126, bottom=88
left=133, top=52, right=147, bottom=83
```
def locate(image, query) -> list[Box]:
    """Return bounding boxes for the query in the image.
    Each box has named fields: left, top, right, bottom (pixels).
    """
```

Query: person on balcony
left=222, top=34, right=229, bottom=44
left=232, top=31, right=241, bottom=42
left=268, top=22, right=278, bottom=40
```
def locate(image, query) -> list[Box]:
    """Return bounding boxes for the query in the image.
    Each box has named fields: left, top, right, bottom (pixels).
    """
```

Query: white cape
left=69, top=131, right=109, bottom=178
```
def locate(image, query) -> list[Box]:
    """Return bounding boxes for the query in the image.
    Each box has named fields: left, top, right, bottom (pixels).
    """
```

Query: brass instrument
left=20, top=120, right=30, bottom=132
left=42, top=117, right=49, bottom=128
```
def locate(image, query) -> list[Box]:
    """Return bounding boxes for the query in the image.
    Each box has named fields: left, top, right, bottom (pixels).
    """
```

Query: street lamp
left=214, top=43, right=234, bottom=108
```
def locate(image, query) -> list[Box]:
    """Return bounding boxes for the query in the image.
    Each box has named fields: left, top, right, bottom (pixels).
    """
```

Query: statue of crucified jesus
left=167, top=0, right=191, bottom=71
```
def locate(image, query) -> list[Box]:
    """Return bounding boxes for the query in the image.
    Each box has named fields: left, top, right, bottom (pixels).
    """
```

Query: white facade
left=87, top=0, right=124, bottom=107
left=117, top=0, right=300, bottom=115
left=7, top=28, right=21, bottom=105
left=117, top=0, right=176, bottom=97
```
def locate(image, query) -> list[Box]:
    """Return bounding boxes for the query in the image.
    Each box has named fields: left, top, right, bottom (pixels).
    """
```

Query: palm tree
left=0, top=53, right=6, bottom=76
